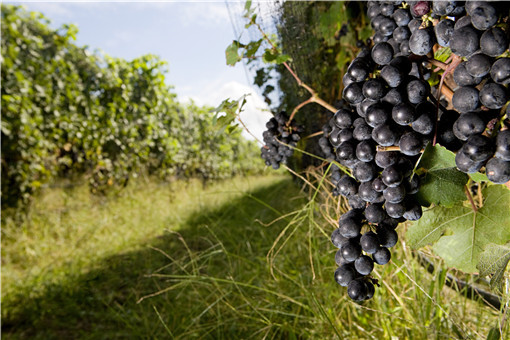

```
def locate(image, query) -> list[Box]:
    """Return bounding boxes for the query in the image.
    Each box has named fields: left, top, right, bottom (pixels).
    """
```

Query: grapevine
left=227, top=0, right=510, bottom=304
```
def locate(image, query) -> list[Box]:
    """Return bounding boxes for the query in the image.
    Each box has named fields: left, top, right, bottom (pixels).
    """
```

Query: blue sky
left=8, top=1, right=273, bottom=140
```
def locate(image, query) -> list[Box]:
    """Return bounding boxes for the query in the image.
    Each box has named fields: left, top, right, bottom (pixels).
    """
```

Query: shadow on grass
left=2, top=178, right=310, bottom=339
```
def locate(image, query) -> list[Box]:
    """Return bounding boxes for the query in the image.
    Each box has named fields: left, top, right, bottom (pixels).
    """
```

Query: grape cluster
left=444, top=2, right=510, bottom=184
left=327, top=0, right=510, bottom=301
left=261, top=111, right=303, bottom=169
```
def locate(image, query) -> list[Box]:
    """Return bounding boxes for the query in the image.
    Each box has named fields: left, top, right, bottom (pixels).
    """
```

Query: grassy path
left=1, top=175, right=506, bottom=339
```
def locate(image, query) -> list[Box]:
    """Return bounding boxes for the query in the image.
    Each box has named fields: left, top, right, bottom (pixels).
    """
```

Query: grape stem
left=464, top=185, right=478, bottom=212
left=302, top=131, right=324, bottom=140
left=433, top=54, right=463, bottom=146
left=288, top=97, right=314, bottom=124
left=428, top=59, right=448, bottom=71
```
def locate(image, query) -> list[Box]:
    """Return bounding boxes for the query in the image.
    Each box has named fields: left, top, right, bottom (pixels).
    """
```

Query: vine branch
left=465, top=185, right=478, bottom=212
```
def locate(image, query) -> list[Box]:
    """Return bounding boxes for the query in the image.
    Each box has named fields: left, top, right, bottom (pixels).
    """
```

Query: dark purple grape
left=412, top=111, right=434, bottom=136
left=331, top=228, right=349, bottom=248
left=496, top=130, right=510, bottom=161
left=353, top=122, right=373, bottom=141
left=381, top=65, right=403, bottom=88
left=371, top=42, right=394, bottom=65
left=479, top=83, right=508, bottom=109
left=364, top=281, right=375, bottom=300
left=347, top=279, right=368, bottom=301
left=434, top=18, right=454, bottom=47
left=377, top=225, right=398, bottom=248
left=393, top=8, right=411, bottom=26
left=385, top=201, right=406, bottom=218
left=341, top=240, right=362, bottom=262
left=383, top=184, right=406, bottom=204
left=403, top=200, right=423, bottom=221
left=461, top=134, right=494, bottom=162
left=372, top=177, right=387, bottom=192
left=355, top=255, right=374, bottom=275
left=392, top=102, right=416, bottom=126
left=409, top=28, right=435, bottom=55
left=382, top=88, right=404, bottom=106
left=466, top=54, right=491, bottom=78
left=455, top=149, right=484, bottom=173
left=399, top=131, right=423, bottom=156
left=480, top=27, right=508, bottom=57
left=408, top=18, right=422, bottom=33
left=365, top=203, right=387, bottom=224
left=356, top=140, right=376, bottom=162
left=359, top=181, right=380, bottom=203
left=450, top=25, right=480, bottom=57
left=348, top=60, right=370, bottom=82
left=334, top=109, right=354, bottom=128
left=470, top=3, right=497, bottom=30
left=337, top=175, right=358, bottom=198
left=382, top=165, right=403, bottom=187
left=357, top=99, right=378, bottom=118
left=453, top=112, right=485, bottom=141
left=343, top=82, right=365, bottom=104
left=360, top=231, right=380, bottom=254
left=454, top=62, right=483, bottom=86
left=379, top=17, right=397, bottom=37
left=491, top=58, right=510, bottom=85
left=452, top=86, right=479, bottom=113
left=407, top=79, right=430, bottom=104
left=353, top=161, right=377, bottom=182
left=373, top=247, right=391, bottom=265
left=411, top=1, right=430, bottom=17
left=335, top=249, right=350, bottom=266
left=363, top=79, right=387, bottom=100
left=334, top=264, right=356, bottom=287
left=375, top=151, right=399, bottom=168
left=405, top=175, right=420, bottom=195
left=366, top=103, right=390, bottom=128
left=486, top=157, right=510, bottom=184
left=372, top=124, right=398, bottom=147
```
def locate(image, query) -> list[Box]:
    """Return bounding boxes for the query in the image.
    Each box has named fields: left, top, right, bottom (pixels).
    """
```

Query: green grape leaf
left=211, top=95, right=248, bottom=133
left=408, top=185, right=510, bottom=273
left=487, top=326, right=502, bottom=340
left=434, top=46, right=452, bottom=63
left=415, top=144, right=469, bottom=207
left=262, top=49, right=291, bottom=64
left=477, top=242, right=510, bottom=292
left=225, top=41, right=244, bottom=66
left=469, top=172, right=489, bottom=183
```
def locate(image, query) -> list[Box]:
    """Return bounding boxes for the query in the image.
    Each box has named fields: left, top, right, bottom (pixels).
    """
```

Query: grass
left=1, top=174, right=508, bottom=339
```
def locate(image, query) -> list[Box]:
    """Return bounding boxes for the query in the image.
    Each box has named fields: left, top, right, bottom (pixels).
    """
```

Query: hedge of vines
left=1, top=5, right=262, bottom=210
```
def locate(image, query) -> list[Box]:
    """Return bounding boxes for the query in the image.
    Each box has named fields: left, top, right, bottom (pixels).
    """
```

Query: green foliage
left=3, top=176, right=507, bottom=338
left=478, top=243, right=510, bottom=292
left=415, top=144, right=469, bottom=207
left=1, top=5, right=262, bottom=209
left=408, top=185, right=510, bottom=273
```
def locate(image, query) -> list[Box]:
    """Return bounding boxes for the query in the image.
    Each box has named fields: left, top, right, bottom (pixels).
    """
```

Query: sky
left=8, top=1, right=274, bottom=141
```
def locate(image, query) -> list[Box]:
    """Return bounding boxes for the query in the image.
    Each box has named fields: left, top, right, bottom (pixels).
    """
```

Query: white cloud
left=16, top=2, right=74, bottom=18
left=177, top=2, right=230, bottom=28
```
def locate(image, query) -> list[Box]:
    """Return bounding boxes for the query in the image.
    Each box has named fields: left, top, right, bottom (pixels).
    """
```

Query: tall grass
left=2, top=174, right=507, bottom=339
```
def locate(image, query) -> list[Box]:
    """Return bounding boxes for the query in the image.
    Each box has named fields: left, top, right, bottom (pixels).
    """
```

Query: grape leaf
left=408, top=185, right=510, bottom=273
left=469, top=172, right=489, bottom=183
left=477, top=242, right=510, bottom=292
left=434, top=46, right=452, bottom=63
left=226, top=41, right=243, bottom=66
left=415, top=144, right=469, bottom=207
